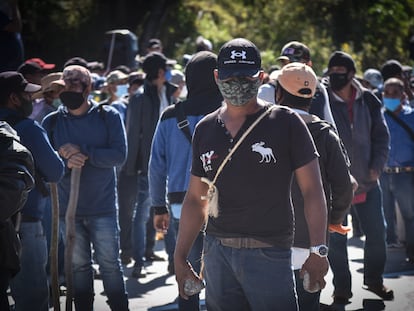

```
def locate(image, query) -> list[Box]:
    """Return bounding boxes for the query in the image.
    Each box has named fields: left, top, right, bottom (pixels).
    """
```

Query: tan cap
left=277, top=62, right=317, bottom=98
left=106, top=70, right=128, bottom=84
left=32, top=72, right=65, bottom=99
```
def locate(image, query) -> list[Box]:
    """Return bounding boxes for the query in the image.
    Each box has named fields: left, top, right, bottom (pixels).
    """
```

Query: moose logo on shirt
left=251, top=142, right=276, bottom=163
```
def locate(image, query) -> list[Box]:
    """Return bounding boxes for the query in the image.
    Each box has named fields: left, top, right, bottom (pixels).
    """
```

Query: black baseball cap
left=64, top=57, right=89, bottom=69
left=0, top=71, right=41, bottom=97
left=381, top=59, right=403, bottom=81
left=17, top=62, right=43, bottom=75
left=328, top=51, right=356, bottom=72
left=217, top=38, right=261, bottom=80
left=277, top=41, right=311, bottom=63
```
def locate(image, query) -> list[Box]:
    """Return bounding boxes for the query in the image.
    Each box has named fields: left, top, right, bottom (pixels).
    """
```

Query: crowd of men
left=1, top=36, right=414, bottom=311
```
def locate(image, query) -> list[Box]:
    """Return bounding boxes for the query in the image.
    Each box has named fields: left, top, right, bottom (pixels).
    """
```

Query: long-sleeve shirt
left=384, top=105, right=414, bottom=167
left=42, top=102, right=127, bottom=217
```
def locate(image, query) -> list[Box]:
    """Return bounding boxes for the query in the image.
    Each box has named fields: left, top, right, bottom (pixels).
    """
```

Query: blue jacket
left=149, top=51, right=223, bottom=213
left=42, top=102, right=127, bottom=217
left=0, top=108, right=64, bottom=220
left=384, top=105, right=414, bottom=167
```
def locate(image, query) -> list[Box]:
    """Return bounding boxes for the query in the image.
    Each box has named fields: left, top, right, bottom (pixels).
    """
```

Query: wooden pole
left=64, top=167, right=82, bottom=311
left=50, top=183, right=61, bottom=311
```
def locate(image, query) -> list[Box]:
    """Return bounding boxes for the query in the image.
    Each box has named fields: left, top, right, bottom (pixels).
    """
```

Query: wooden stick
left=64, top=167, right=82, bottom=311
left=50, top=183, right=61, bottom=311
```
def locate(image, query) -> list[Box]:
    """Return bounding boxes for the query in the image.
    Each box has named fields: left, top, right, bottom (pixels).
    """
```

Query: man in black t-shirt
left=174, top=38, right=329, bottom=311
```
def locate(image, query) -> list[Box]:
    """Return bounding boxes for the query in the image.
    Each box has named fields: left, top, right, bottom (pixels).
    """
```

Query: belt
left=217, top=237, right=274, bottom=249
left=20, top=215, right=40, bottom=222
left=383, top=167, right=414, bottom=173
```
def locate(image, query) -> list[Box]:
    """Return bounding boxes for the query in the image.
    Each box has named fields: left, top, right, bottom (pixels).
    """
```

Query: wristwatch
left=310, top=244, right=329, bottom=257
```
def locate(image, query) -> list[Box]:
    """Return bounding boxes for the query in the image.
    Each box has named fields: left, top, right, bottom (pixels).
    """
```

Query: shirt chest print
left=251, top=142, right=277, bottom=163
left=200, top=150, right=215, bottom=172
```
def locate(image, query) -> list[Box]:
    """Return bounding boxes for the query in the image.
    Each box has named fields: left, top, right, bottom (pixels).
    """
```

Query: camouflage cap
left=61, top=65, right=92, bottom=87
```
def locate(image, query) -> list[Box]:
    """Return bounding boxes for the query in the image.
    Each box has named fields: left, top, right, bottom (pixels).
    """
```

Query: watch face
left=319, top=245, right=328, bottom=256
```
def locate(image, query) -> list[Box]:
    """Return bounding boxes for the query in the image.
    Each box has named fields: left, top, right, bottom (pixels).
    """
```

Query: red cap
left=25, top=58, right=56, bottom=70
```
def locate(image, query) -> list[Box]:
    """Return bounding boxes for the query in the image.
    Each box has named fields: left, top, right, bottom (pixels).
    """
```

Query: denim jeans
left=381, top=172, right=414, bottom=257
left=62, top=215, right=128, bottom=311
left=202, top=235, right=298, bottom=311
left=117, top=171, right=139, bottom=258
left=10, top=221, right=49, bottom=311
left=294, top=269, right=320, bottom=311
left=329, top=184, right=387, bottom=296
left=172, top=216, right=204, bottom=311
left=132, top=174, right=152, bottom=267
left=145, top=205, right=177, bottom=261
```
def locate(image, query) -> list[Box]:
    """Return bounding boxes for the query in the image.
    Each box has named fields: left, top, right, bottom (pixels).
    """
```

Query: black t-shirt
left=191, top=105, right=318, bottom=249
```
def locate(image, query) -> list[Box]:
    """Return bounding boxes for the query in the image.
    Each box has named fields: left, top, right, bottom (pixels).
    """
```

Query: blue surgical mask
left=116, top=84, right=128, bottom=98
left=383, top=97, right=401, bottom=112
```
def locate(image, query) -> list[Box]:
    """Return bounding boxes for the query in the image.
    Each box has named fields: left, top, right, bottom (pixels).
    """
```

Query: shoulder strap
left=385, top=109, right=414, bottom=141
left=175, top=101, right=192, bottom=143
left=204, top=105, right=277, bottom=187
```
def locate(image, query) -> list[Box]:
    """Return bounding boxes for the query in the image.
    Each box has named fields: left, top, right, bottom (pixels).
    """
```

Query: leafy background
left=19, top=0, right=414, bottom=76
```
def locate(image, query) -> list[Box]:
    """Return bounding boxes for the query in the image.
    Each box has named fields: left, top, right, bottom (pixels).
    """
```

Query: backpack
left=0, top=121, right=35, bottom=221
left=0, top=121, right=35, bottom=276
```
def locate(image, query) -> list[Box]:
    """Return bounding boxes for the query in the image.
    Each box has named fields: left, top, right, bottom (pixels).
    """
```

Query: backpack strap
left=175, top=101, right=192, bottom=143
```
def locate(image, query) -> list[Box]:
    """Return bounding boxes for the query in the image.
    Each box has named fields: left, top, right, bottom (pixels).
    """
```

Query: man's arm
left=174, top=174, right=208, bottom=300
left=295, top=158, right=329, bottom=290
left=150, top=118, right=169, bottom=232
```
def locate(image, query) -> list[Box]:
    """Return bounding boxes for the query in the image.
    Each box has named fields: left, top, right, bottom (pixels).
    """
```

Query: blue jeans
left=62, top=215, right=128, bottom=311
left=172, top=216, right=204, bottom=311
left=132, top=174, right=152, bottom=267
left=381, top=172, right=414, bottom=257
left=146, top=205, right=177, bottom=263
left=203, top=235, right=298, bottom=311
left=329, top=184, right=387, bottom=297
left=294, top=269, right=320, bottom=311
left=10, top=221, right=49, bottom=311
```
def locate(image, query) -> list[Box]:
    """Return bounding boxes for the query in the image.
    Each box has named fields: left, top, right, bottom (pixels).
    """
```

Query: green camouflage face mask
left=217, top=77, right=261, bottom=107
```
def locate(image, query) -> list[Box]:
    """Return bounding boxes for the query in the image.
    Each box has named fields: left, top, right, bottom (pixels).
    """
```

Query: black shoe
left=145, top=252, right=165, bottom=262
left=168, top=261, right=175, bottom=275
left=362, top=284, right=394, bottom=300
left=131, top=265, right=146, bottom=278
left=120, top=253, right=132, bottom=265
left=332, top=296, right=350, bottom=305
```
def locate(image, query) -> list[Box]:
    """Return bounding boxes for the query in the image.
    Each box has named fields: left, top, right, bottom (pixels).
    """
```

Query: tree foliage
left=18, top=0, right=414, bottom=75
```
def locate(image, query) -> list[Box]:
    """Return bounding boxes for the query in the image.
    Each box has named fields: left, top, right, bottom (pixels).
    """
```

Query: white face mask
left=116, top=84, right=128, bottom=98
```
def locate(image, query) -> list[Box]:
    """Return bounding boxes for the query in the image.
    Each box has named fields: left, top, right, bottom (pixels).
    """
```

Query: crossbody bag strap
left=385, top=109, right=414, bottom=141
left=204, top=104, right=277, bottom=188
left=175, top=101, right=192, bottom=143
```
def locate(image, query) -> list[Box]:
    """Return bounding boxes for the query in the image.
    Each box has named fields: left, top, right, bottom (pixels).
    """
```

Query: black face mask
left=59, top=91, right=85, bottom=110
left=17, top=94, right=33, bottom=117
left=329, top=72, right=350, bottom=91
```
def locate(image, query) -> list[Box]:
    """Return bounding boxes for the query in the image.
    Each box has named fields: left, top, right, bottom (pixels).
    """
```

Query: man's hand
left=67, top=152, right=88, bottom=169
left=369, top=169, right=380, bottom=182
left=154, top=213, right=170, bottom=234
left=175, top=259, right=202, bottom=300
left=59, top=143, right=81, bottom=159
left=300, top=254, right=329, bottom=291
